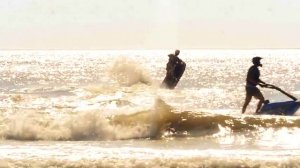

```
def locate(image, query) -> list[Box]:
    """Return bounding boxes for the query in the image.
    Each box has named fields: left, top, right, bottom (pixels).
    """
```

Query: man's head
left=175, top=50, right=180, bottom=56
left=252, top=56, right=262, bottom=67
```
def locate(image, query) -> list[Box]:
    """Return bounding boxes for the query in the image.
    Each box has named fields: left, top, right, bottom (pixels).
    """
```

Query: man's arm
left=258, top=79, right=270, bottom=87
left=258, top=79, right=266, bottom=84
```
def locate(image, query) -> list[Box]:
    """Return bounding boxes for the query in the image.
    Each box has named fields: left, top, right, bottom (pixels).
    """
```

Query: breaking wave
left=1, top=98, right=300, bottom=141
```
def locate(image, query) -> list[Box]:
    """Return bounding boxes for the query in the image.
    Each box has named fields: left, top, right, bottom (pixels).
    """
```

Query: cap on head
left=175, top=50, right=180, bottom=56
left=252, top=56, right=262, bottom=66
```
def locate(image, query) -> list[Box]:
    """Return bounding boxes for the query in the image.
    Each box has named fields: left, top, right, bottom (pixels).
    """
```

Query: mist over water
left=0, top=50, right=300, bottom=167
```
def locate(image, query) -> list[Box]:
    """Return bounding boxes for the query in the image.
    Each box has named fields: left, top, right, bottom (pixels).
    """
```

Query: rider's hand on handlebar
left=259, top=83, right=270, bottom=88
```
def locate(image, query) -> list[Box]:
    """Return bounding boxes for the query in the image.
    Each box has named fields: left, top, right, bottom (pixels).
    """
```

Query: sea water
left=0, top=50, right=300, bottom=167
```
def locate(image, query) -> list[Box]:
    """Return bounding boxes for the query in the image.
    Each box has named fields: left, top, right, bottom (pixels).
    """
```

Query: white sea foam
left=109, top=57, right=152, bottom=86
left=0, top=98, right=172, bottom=141
left=2, top=110, right=147, bottom=141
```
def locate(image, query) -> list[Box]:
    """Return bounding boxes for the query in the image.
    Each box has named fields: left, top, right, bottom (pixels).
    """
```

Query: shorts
left=245, top=85, right=264, bottom=99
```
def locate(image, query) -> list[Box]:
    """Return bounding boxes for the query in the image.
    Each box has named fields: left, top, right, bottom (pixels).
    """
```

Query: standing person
left=161, top=50, right=186, bottom=89
left=242, top=57, right=270, bottom=114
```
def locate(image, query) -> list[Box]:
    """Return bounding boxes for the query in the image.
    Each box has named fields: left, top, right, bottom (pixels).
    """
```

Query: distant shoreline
left=1, top=48, right=300, bottom=51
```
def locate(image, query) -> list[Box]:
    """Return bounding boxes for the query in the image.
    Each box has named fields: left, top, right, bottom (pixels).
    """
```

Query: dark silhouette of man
left=161, top=50, right=186, bottom=89
left=242, top=57, right=269, bottom=114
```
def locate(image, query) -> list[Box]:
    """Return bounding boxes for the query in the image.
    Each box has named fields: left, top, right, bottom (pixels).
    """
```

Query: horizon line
left=2, top=48, right=300, bottom=51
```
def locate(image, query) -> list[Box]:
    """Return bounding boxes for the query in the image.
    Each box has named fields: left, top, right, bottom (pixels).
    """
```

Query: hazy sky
left=1, top=0, right=300, bottom=49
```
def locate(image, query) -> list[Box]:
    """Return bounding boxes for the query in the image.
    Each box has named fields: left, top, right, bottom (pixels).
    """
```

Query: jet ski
left=259, top=84, right=299, bottom=115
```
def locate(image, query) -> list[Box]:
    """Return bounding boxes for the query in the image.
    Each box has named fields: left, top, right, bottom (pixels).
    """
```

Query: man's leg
left=254, top=89, right=265, bottom=114
left=242, top=94, right=252, bottom=114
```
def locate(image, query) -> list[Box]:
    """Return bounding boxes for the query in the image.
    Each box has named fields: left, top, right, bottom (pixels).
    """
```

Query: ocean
left=0, top=50, right=299, bottom=167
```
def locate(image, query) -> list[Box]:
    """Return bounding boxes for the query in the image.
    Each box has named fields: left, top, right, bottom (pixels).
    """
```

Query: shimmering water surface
left=0, top=50, right=300, bottom=167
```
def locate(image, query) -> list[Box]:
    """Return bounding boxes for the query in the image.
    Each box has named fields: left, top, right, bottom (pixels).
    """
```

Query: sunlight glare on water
left=0, top=50, right=300, bottom=167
